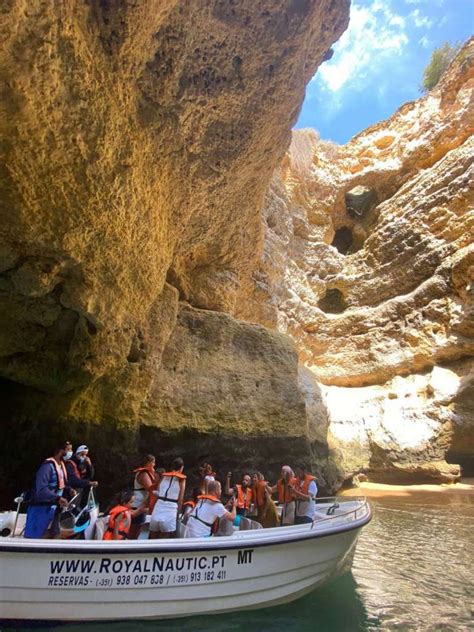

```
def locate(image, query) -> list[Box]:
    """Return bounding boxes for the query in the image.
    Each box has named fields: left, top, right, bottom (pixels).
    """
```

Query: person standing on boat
left=185, top=481, right=236, bottom=538
left=268, top=465, right=297, bottom=526
left=129, top=454, right=157, bottom=539
left=198, top=462, right=216, bottom=494
left=290, top=464, right=318, bottom=525
left=252, top=472, right=279, bottom=528
left=149, top=457, right=186, bottom=539
left=74, top=445, right=94, bottom=480
left=65, top=448, right=98, bottom=500
left=224, top=472, right=253, bottom=516
left=24, top=441, right=72, bottom=538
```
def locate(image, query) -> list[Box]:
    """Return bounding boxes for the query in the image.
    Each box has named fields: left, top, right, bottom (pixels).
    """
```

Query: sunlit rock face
left=242, top=39, right=474, bottom=483
left=0, top=0, right=350, bottom=500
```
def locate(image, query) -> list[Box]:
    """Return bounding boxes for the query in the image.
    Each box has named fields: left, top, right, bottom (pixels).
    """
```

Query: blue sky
left=295, top=0, right=473, bottom=143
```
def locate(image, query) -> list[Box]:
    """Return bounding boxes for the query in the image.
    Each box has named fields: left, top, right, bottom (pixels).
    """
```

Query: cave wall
left=0, top=0, right=351, bottom=503
left=0, top=2, right=471, bottom=502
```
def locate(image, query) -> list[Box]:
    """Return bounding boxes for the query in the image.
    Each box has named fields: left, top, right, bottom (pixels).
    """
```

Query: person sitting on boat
left=184, top=481, right=236, bottom=538
left=24, top=441, right=72, bottom=539
left=289, top=463, right=318, bottom=525
left=252, top=472, right=279, bottom=528
left=198, top=462, right=216, bottom=494
left=103, top=490, right=139, bottom=540
left=149, top=457, right=186, bottom=539
left=180, top=486, right=200, bottom=525
left=129, top=454, right=157, bottom=540
left=268, top=465, right=297, bottom=526
left=224, top=471, right=253, bottom=516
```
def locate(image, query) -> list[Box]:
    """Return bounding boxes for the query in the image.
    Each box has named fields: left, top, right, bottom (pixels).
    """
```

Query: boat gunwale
left=0, top=501, right=371, bottom=554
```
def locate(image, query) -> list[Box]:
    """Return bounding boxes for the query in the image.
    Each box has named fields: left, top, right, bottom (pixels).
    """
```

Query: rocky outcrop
left=0, top=1, right=471, bottom=500
left=0, top=0, right=350, bottom=501
left=242, top=39, right=474, bottom=483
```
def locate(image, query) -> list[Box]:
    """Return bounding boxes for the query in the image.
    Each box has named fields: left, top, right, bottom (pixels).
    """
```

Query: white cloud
left=314, top=1, right=409, bottom=93
left=405, top=0, right=445, bottom=5
left=409, top=8, right=434, bottom=28
left=418, top=35, right=432, bottom=48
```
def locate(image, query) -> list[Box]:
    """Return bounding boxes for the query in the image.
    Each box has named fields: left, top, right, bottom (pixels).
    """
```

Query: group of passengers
left=23, top=441, right=318, bottom=540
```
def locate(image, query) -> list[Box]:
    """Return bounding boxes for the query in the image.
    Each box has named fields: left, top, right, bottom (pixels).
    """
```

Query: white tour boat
left=0, top=497, right=371, bottom=622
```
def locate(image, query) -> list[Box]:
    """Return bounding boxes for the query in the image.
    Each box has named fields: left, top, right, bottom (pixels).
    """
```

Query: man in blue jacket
left=24, top=441, right=72, bottom=538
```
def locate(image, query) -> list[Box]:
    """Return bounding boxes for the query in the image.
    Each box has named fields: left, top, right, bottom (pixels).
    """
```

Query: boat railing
left=310, top=496, right=369, bottom=529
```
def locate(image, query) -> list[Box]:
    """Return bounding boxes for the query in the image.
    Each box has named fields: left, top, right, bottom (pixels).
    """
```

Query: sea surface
left=6, top=489, right=474, bottom=631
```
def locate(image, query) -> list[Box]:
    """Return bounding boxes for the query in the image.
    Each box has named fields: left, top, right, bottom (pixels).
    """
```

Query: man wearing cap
left=74, top=445, right=95, bottom=481
left=65, top=446, right=98, bottom=505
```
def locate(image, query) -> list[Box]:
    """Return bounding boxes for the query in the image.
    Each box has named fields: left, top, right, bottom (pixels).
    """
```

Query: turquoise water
left=6, top=491, right=474, bottom=631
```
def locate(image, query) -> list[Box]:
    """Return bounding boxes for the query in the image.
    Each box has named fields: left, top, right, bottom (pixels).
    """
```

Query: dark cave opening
left=318, top=288, right=348, bottom=314
left=331, top=227, right=353, bottom=255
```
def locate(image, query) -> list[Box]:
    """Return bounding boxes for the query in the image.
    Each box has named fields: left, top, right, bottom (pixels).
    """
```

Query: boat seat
left=215, top=518, right=235, bottom=537
left=176, top=521, right=186, bottom=539
left=239, top=517, right=262, bottom=531
left=93, top=516, right=108, bottom=540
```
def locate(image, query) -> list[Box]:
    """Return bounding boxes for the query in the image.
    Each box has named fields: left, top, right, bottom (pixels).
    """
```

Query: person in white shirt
left=290, top=464, right=318, bottom=525
left=198, top=462, right=216, bottom=494
left=149, top=457, right=186, bottom=538
left=185, top=481, right=236, bottom=538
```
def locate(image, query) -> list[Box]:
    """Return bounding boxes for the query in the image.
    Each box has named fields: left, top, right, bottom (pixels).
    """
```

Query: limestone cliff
left=0, top=1, right=471, bottom=502
left=0, top=0, right=349, bottom=501
left=242, top=39, right=474, bottom=483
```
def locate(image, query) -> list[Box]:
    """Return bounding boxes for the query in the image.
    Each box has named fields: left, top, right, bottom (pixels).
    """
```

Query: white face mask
left=78, top=456, right=86, bottom=463
left=64, top=450, right=73, bottom=461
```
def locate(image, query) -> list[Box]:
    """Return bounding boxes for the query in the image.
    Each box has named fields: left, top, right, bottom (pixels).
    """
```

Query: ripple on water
left=353, top=494, right=474, bottom=631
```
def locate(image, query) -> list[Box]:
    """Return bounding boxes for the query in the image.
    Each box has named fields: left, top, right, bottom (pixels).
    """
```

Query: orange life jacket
left=133, top=466, right=157, bottom=483
left=103, top=505, right=131, bottom=541
left=196, top=494, right=220, bottom=503
left=253, top=480, right=268, bottom=508
left=67, top=458, right=81, bottom=481
left=235, top=484, right=253, bottom=510
left=134, top=466, right=157, bottom=492
left=277, top=477, right=297, bottom=503
left=162, top=470, right=186, bottom=479
left=183, top=499, right=196, bottom=510
left=45, top=458, right=67, bottom=490
left=296, top=474, right=316, bottom=495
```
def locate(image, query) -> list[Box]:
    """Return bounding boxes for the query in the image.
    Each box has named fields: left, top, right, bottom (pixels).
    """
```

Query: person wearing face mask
left=65, top=445, right=98, bottom=503
left=73, top=445, right=95, bottom=480
left=24, top=441, right=73, bottom=538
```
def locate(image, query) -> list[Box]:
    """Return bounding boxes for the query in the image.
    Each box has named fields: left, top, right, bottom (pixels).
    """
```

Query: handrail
left=310, top=498, right=369, bottom=530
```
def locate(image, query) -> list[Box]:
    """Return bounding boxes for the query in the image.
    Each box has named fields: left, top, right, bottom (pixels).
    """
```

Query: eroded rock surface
left=0, top=2, right=471, bottom=499
left=242, top=39, right=474, bottom=483
left=0, top=0, right=350, bottom=500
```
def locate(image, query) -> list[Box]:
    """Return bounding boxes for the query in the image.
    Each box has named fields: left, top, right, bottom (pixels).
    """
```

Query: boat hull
left=1, top=501, right=370, bottom=621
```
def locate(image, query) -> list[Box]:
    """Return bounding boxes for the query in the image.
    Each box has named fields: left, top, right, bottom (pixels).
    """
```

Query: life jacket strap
left=190, top=514, right=214, bottom=529
left=157, top=495, right=178, bottom=503
left=106, top=526, right=128, bottom=539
